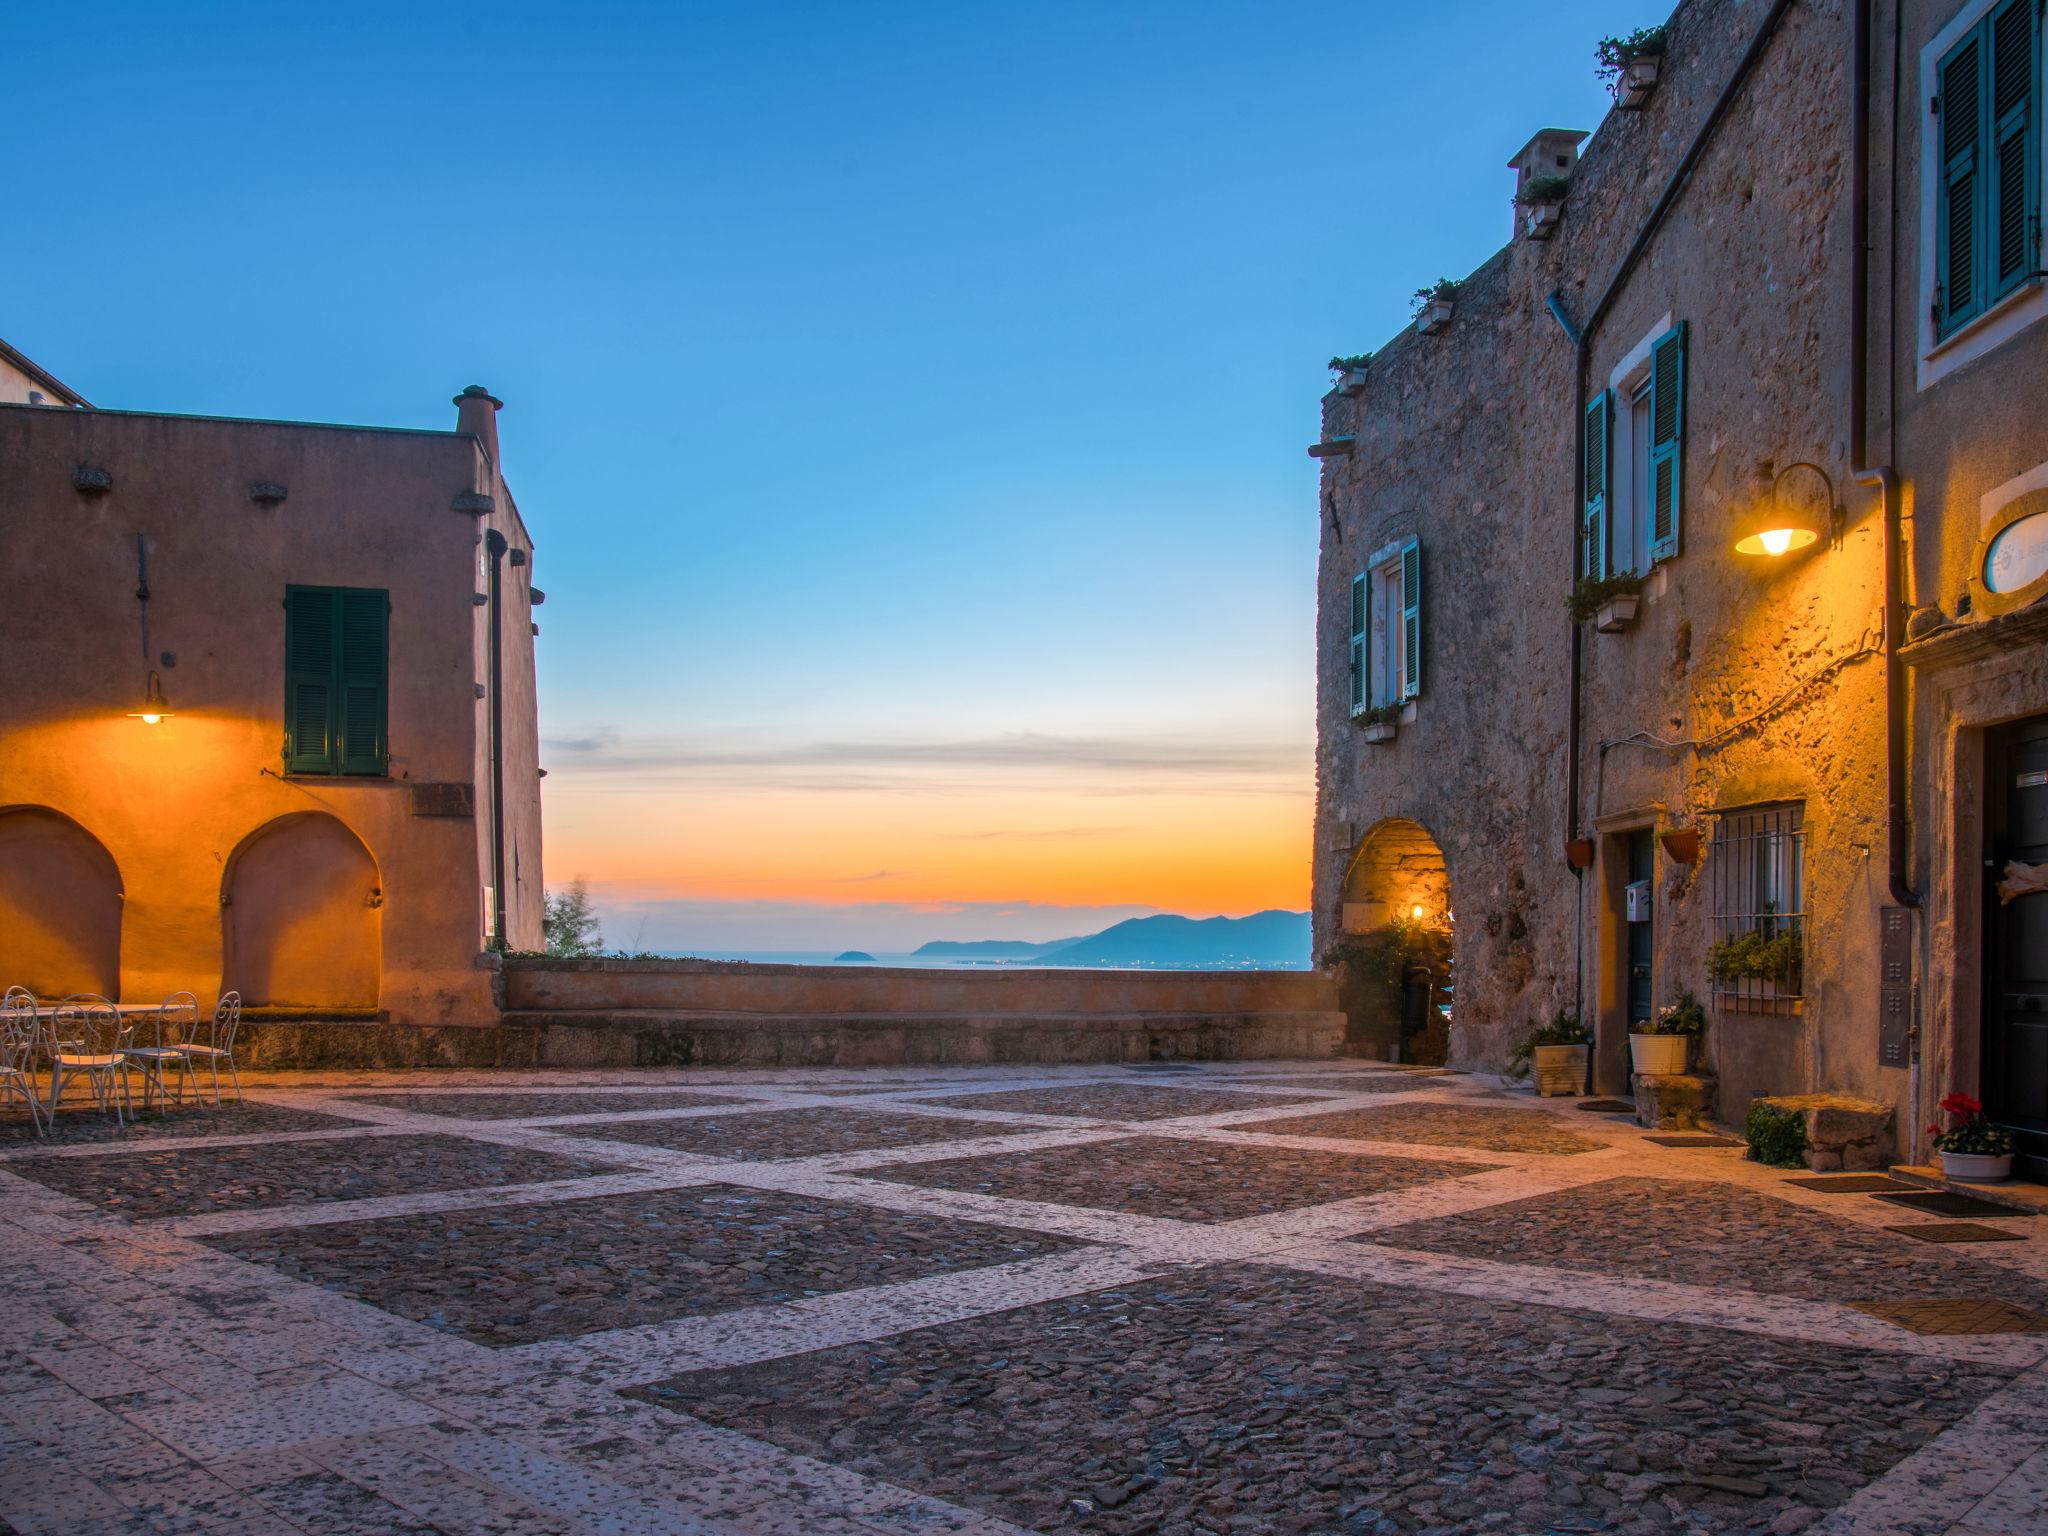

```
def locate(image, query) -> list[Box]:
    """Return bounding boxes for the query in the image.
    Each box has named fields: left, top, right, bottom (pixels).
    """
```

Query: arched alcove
left=1335, top=817, right=1454, bottom=1064
left=0, top=807, right=123, bottom=998
left=223, top=813, right=381, bottom=1008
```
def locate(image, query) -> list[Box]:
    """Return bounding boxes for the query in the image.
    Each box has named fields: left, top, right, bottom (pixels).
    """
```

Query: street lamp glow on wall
left=1734, top=461, right=1842, bottom=557
left=126, top=671, right=174, bottom=724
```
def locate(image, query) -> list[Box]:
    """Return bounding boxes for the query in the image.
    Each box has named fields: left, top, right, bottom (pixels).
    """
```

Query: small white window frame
left=1604, top=314, right=1672, bottom=577
left=1918, top=0, right=2048, bottom=390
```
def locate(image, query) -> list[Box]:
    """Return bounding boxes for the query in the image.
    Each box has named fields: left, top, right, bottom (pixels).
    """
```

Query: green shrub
left=1745, top=1101, right=1808, bottom=1168
left=1328, top=352, right=1374, bottom=373
left=1708, top=929, right=1803, bottom=990
left=1521, top=174, right=1572, bottom=205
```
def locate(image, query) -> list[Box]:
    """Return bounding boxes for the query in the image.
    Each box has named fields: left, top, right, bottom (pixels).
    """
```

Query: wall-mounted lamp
left=1410, top=904, right=1426, bottom=921
left=1734, top=461, right=1843, bottom=557
left=127, top=671, right=174, bottom=724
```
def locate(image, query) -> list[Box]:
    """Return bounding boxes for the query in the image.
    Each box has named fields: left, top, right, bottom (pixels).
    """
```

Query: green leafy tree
left=543, top=879, right=604, bottom=957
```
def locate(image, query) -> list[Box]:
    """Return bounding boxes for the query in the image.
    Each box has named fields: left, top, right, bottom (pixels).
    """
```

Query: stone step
left=1888, top=1163, right=2048, bottom=1216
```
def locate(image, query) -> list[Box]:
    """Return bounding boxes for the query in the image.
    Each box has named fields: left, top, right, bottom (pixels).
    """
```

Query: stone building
left=0, top=348, right=544, bottom=1026
left=1314, top=0, right=2048, bottom=1172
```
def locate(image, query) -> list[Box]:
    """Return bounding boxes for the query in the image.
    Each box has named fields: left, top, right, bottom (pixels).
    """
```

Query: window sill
left=280, top=773, right=397, bottom=785
left=1712, top=991, right=1805, bottom=1018
left=1919, top=276, right=2046, bottom=390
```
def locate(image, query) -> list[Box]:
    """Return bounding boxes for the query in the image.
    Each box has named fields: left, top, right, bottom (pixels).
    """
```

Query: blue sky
left=6, top=0, right=1659, bottom=951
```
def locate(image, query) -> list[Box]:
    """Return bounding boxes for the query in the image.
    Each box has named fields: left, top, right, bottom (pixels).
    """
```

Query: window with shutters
left=283, top=585, right=389, bottom=776
left=1350, top=539, right=1422, bottom=713
left=1592, top=316, right=1685, bottom=575
left=1921, top=0, right=2042, bottom=382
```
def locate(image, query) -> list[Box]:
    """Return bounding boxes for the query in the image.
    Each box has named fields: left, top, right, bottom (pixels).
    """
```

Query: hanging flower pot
left=1564, top=838, right=1594, bottom=870
left=1618, top=54, right=1663, bottom=109
left=1595, top=593, right=1641, bottom=632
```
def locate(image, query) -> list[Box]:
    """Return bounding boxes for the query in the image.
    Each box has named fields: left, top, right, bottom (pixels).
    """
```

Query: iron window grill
left=1709, top=803, right=1806, bottom=1013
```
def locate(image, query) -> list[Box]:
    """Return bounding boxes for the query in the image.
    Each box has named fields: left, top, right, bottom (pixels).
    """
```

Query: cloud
left=540, top=728, right=1306, bottom=797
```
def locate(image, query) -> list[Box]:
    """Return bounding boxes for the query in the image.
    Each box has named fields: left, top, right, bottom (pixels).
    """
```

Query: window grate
left=1709, top=803, right=1805, bottom=1013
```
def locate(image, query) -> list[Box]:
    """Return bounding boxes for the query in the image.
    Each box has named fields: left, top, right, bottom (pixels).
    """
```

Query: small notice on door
left=2018, top=770, right=2048, bottom=788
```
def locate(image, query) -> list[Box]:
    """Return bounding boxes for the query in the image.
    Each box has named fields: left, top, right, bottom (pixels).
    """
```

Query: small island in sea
left=833, top=950, right=876, bottom=962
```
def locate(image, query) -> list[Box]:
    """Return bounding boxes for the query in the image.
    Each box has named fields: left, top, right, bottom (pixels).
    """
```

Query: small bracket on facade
left=248, top=481, right=288, bottom=507
left=73, top=463, right=112, bottom=493
left=451, top=492, right=495, bottom=517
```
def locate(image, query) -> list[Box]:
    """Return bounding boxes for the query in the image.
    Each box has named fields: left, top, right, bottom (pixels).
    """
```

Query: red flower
left=1939, top=1091, right=1982, bottom=1118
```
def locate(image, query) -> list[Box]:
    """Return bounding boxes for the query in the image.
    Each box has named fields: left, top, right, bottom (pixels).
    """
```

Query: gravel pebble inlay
left=925, top=1083, right=1323, bottom=1121
left=1366, top=1177, right=2048, bottom=1307
left=10, top=1132, right=617, bottom=1218
left=207, top=1185, right=1085, bottom=1345
left=859, top=1136, right=1492, bottom=1223
left=0, top=1099, right=362, bottom=1147
left=1235, top=1101, right=1605, bottom=1154
left=576, top=1105, right=1032, bottom=1160
left=336, top=1089, right=749, bottom=1119
left=643, top=1264, right=2012, bottom=1535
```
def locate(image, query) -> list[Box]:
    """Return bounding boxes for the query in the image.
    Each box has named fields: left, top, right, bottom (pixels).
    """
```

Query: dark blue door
left=1986, top=715, right=2048, bottom=1179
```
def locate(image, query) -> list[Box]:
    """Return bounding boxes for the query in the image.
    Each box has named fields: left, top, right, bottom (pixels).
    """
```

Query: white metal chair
left=126, top=993, right=201, bottom=1113
left=46, top=1001, right=134, bottom=1126
left=0, top=991, right=46, bottom=1138
left=176, top=991, right=242, bottom=1107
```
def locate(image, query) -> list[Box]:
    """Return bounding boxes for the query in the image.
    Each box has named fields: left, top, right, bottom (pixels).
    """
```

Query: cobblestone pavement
left=0, top=1099, right=360, bottom=1146
left=2, top=1058, right=2045, bottom=1536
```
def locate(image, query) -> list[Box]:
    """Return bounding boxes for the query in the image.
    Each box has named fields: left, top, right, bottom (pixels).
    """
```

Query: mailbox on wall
left=1625, top=879, right=1653, bottom=924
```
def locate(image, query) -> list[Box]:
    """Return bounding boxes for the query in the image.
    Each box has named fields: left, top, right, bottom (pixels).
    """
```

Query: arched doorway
left=223, top=813, right=381, bottom=1008
left=0, top=807, right=123, bottom=998
left=1335, top=818, right=1453, bottom=1063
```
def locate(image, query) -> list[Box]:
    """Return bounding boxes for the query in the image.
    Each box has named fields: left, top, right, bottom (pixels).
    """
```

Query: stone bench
left=1634, top=1074, right=1716, bottom=1130
left=1754, top=1094, right=1896, bottom=1171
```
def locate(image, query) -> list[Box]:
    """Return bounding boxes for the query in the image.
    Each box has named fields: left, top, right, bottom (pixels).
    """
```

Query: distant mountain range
left=912, top=910, right=1309, bottom=970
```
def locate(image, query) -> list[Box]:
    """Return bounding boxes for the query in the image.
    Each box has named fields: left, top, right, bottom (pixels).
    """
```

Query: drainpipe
left=485, top=528, right=509, bottom=949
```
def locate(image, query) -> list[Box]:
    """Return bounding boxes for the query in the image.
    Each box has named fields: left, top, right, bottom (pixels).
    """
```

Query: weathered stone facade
left=1315, top=0, right=2048, bottom=1166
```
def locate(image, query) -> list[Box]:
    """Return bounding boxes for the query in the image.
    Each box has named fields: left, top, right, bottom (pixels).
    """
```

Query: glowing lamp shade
left=1410, top=904, right=1426, bottom=920
left=1736, top=462, right=1838, bottom=557
left=1734, top=522, right=1819, bottom=557
left=126, top=671, right=174, bottom=724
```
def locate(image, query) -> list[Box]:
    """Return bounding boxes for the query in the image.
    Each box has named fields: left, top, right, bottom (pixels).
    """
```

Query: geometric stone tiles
left=205, top=1184, right=1085, bottom=1346
left=6, top=1132, right=618, bottom=1219
left=333, top=1088, right=753, bottom=1120
left=924, top=1083, right=1324, bottom=1120
left=0, top=1098, right=362, bottom=1147
left=638, top=1263, right=2016, bottom=1536
left=574, top=1106, right=1031, bottom=1161
left=1234, top=1100, right=1607, bottom=1154
left=1363, top=1177, right=2048, bottom=1309
left=857, top=1136, right=1495, bottom=1223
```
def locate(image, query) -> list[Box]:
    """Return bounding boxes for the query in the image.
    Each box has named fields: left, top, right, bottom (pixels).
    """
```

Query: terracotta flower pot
left=1937, top=1150, right=2013, bottom=1183
left=1532, top=1043, right=1589, bottom=1098
left=1629, top=1033, right=1688, bottom=1077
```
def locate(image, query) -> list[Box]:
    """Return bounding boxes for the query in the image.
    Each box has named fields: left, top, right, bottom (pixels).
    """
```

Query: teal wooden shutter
left=1648, top=323, right=1686, bottom=563
left=338, top=590, right=389, bottom=775
left=1348, top=573, right=1367, bottom=714
left=1581, top=391, right=1611, bottom=579
left=1399, top=537, right=1421, bottom=700
left=1988, top=0, right=2040, bottom=305
left=1939, top=26, right=1987, bottom=334
left=284, top=586, right=337, bottom=773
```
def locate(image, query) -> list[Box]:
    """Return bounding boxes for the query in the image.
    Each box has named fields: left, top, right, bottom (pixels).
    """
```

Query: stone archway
left=1335, top=818, right=1453, bottom=1063
left=223, top=813, right=381, bottom=1008
left=0, top=807, right=124, bottom=999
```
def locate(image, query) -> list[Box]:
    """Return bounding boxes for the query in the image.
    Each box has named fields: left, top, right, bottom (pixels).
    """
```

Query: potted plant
left=1329, top=353, right=1373, bottom=395
left=1519, top=174, right=1570, bottom=240
left=1928, top=1091, right=2015, bottom=1182
left=1566, top=571, right=1645, bottom=632
left=1630, top=989, right=1704, bottom=1077
left=1412, top=278, right=1462, bottom=335
left=1353, top=701, right=1402, bottom=744
left=1597, top=25, right=1668, bottom=109
left=1510, top=1010, right=1591, bottom=1097
left=1707, top=925, right=1804, bottom=995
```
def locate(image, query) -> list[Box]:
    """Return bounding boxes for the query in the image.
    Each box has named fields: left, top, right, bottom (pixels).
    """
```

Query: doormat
left=1885, top=1222, right=2027, bottom=1244
left=1644, top=1134, right=1744, bottom=1147
left=1783, top=1175, right=1920, bottom=1193
left=1877, top=1190, right=2028, bottom=1219
left=1577, top=1099, right=1636, bottom=1113
left=1850, top=1297, right=2048, bottom=1335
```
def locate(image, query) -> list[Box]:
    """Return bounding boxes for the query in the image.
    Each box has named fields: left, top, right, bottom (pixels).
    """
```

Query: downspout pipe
left=1855, top=466, right=1918, bottom=910
left=485, top=528, right=510, bottom=949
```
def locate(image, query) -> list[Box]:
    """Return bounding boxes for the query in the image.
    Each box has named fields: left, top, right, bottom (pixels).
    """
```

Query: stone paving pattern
left=0, top=1099, right=362, bottom=1147
left=7, top=1132, right=618, bottom=1218
left=649, top=1264, right=2010, bottom=1535
left=576, top=1105, right=1031, bottom=1160
left=1236, top=1100, right=1606, bottom=1154
left=209, top=1184, right=1083, bottom=1346
left=861, top=1135, right=1492, bottom=1223
left=1, top=1059, right=2044, bottom=1536
left=1369, top=1176, right=2048, bottom=1309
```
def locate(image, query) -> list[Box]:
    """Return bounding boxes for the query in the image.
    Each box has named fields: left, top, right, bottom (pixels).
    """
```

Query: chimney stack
left=454, top=384, right=503, bottom=465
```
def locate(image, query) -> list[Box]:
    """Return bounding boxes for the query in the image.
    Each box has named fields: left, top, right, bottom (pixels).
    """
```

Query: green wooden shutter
left=1348, top=573, right=1367, bottom=714
left=1648, top=323, right=1686, bottom=564
left=337, top=590, right=389, bottom=775
left=1399, top=537, right=1421, bottom=700
left=1988, top=0, right=2040, bottom=305
left=284, top=586, right=337, bottom=773
left=1582, top=391, right=1611, bottom=580
left=1938, top=27, right=1987, bottom=334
